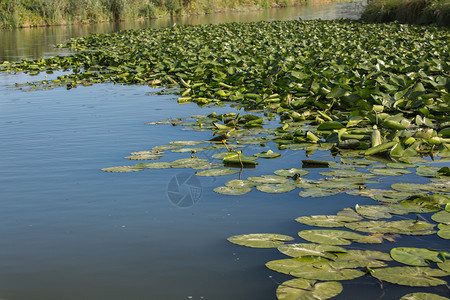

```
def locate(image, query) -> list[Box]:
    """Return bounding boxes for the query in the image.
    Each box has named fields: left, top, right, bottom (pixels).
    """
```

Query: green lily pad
left=170, top=140, right=204, bottom=146
left=416, top=166, right=441, bottom=178
left=334, top=250, right=393, bottom=268
left=386, top=162, right=415, bottom=169
left=390, top=247, right=448, bottom=266
left=274, top=168, right=310, bottom=177
left=432, top=211, right=450, bottom=224
left=171, top=158, right=209, bottom=168
left=369, top=168, right=412, bottom=176
left=247, top=175, right=290, bottom=184
left=286, top=261, right=366, bottom=280
left=400, top=293, right=450, bottom=300
left=437, top=223, right=450, bottom=239
left=370, top=266, right=448, bottom=287
left=355, top=204, right=393, bottom=219
left=196, top=168, right=239, bottom=176
left=391, top=182, right=432, bottom=192
left=299, top=188, right=340, bottom=198
left=298, top=229, right=365, bottom=245
left=276, top=278, right=343, bottom=300
left=256, top=183, right=296, bottom=194
left=225, top=179, right=256, bottom=189
left=254, top=149, right=281, bottom=158
left=345, top=220, right=435, bottom=235
left=295, top=215, right=362, bottom=228
left=437, top=260, right=450, bottom=272
left=319, top=169, right=372, bottom=178
left=134, top=162, right=171, bottom=169
left=213, top=186, right=252, bottom=195
left=277, top=243, right=347, bottom=259
left=101, top=165, right=143, bottom=172
left=227, top=233, right=294, bottom=248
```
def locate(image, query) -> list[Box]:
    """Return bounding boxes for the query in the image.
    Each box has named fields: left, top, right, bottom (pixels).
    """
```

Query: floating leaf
left=432, top=211, right=450, bottom=224
left=390, top=247, right=447, bottom=266
left=225, top=179, right=256, bottom=189
left=369, top=168, right=411, bottom=176
left=247, top=175, right=290, bottom=184
left=295, top=215, right=361, bottom=228
left=254, top=149, right=281, bottom=159
left=355, top=204, right=393, bottom=219
left=274, top=168, right=310, bottom=177
left=416, top=166, right=441, bottom=178
left=437, top=260, right=450, bottom=272
left=171, top=158, right=209, bottom=168
left=391, top=182, right=432, bottom=192
left=345, top=220, right=435, bottom=235
left=256, top=183, right=296, bottom=194
left=213, top=186, right=252, bottom=195
left=370, top=266, right=448, bottom=287
left=437, top=223, right=450, bottom=239
left=298, top=229, right=365, bottom=245
left=299, top=188, right=340, bottom=198
left=334, top=250, right=392, bottom=268
left=195, top=168, right=239, bottom=176
left=277, top=243, right=347, bottom=259
left=276, top=278, right=343, bottom=300
left=285, top=261, right=365, bottom=281
left=227, top=233, right=294, bottom=248
left=400, top=293, right=450, bottom=300
left=134, top=162, right=171, bottom=169
left=101, top=166, right=143, bottom=172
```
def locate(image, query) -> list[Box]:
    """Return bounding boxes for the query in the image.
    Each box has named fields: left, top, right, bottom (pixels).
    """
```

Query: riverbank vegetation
left=0, top=0, right=300, bottom=28
left=1, top=19, right=449, bottom=298
left=361, top=0, right=450, bottom=26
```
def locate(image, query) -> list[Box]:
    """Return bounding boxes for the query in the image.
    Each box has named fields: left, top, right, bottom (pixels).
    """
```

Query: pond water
left=0, top=2, right=448, bottom=300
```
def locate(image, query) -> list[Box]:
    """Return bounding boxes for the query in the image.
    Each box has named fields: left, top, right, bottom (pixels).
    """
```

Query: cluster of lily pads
left=1, top=18, right=449, bottom=299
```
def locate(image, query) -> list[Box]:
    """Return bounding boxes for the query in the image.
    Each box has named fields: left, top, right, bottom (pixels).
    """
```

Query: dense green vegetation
left=0, top=0, right=299, bottom=28
left=1, top=19, right=449, bottom=298
left=361, top=0, right=450, bottom=26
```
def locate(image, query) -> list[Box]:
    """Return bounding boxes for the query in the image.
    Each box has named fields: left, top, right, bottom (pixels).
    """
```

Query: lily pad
left=416, top=166, right=441, bottom=178
left=225, top=179, right=256, bottom=189
left=213, top=186, right=252, bottom=195
left=247, top=175, right=290, bottom=184
left=295, top=215, right=362, bottom=228
left=432, top=211, right=450, bottom=224
left=277, top=243, right=347, bottom=260
left=298, top=229, right=365, bottom=245
left=437, top=260, right=450, bottom=272
left=391, top=182, right=432, bottom=192
left=134, top=162, right=171, bottom=169
left=355, top=204, right=393, bottom=219
left=437, top=223, right=450, bottom=239
left=196, top=168, right=239, bottom=176
left=334, top=250, right=393, bottom=268
left=254, top=149, right=281, bottom=158
left=276, top=278, right=343, bottom=300
left=274, top=168, right=310, bottom=177
left=101, top=165, right=143, bottom=172
left=390, top=247, right=448, bottom=266
left=370, top=266, right=448, bottom=287
left=400, top=293, right=450, bottom=300
left=256, top=183, right=296, bottom=194
left=299, top=188, right=340, bottom=198
left=227, top=233, right=294, bottom=248
left=286, top=261, right=366, bottom=280
left=345, top=220, right=435, bottom=235
left=369, top=168, right=412, bottom=176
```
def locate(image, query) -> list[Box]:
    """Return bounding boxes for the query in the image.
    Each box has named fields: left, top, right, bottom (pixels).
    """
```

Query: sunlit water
left=0, top=2, right=448, bottom=300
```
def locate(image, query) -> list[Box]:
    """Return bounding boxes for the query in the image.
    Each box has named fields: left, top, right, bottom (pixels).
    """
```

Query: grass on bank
left=0, top=0, right=301, bottom=28
left=361, top=0, right=450, bottom=26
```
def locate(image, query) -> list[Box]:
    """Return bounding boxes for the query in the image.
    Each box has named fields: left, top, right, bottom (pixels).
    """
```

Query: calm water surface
left=1, top=2, right=448, bottom=300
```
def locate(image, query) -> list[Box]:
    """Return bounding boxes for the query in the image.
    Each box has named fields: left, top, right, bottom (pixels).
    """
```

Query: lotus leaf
left=298, top=230, right=365, bottom=246
left=276, top=278, right=343, bottom=300
left=345, top=220, right=435, bottom=235
left=274, top=168, right=310, bottom=177
left=227, top=233, right=294, bottom=248
left=295, top=215, right=361, bottom=228
left=400, top=293, right=450, bottom=300
left=277, top=243, right=347, bottom=259
left=195, top=168, right=239, bottom=177
left=390, top=247, right=448, bottom=266
left=256, top=183, right=296, bottom=194
left=213, top=186, right=252, bottom=195
left=370, top=266, right=448, bottom=287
